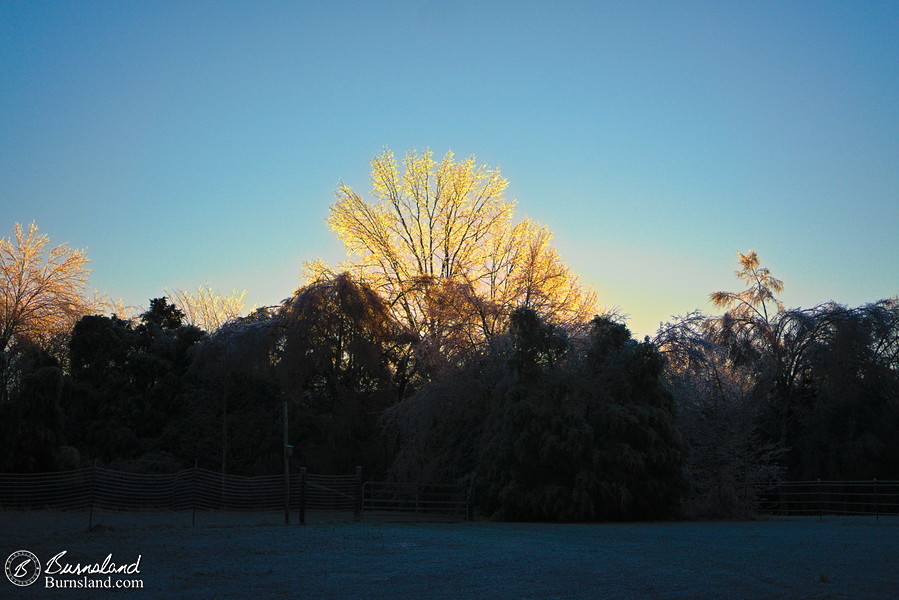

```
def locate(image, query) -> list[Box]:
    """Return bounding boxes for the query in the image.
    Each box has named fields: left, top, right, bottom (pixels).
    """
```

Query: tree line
left=2, top=150, right=897, bottom=520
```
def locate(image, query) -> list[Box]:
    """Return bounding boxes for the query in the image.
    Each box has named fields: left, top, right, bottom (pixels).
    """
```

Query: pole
left=874, top=478, right=879, bottom=523
left=299, top=467, right=307, bottom=525
left=354, top=466, right=363, bottom=521
left=817, top=479, right=823, bottom=522
left=222, top=374, right=228, bottom=508
left=467, top=472, right=477, bottom=521
left=88, top=460, right=97, bottom=530
left=284, top=401, right=290, bottom=525
left=192, top=459, right=197, bottom=527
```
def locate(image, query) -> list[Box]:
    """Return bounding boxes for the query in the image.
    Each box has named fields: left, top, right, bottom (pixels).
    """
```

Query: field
left=2, top=510, right=897, bottom=599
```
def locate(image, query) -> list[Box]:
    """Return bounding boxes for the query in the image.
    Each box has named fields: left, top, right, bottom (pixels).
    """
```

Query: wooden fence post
left=88, top=460, right=97, bottom=530
left=299, top=467, right=307, bottom=526
left=466, top=472, right=477, bottom=521
left=192, top=460, right=198, bottom=526
left=874, top=478, right=879, bottom=522
left=354, top=466, right=363, bottom=521
left=817, top=479, right=823, bottom=521
left=283, top=401, right=290, bottom=526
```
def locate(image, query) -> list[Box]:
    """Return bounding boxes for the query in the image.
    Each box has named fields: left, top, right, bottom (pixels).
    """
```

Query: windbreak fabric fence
left=0, top=467, right=354, bottom=513
left=754, top=481, right=899, bottom=517
left=0, top=467, right=472, bottom=523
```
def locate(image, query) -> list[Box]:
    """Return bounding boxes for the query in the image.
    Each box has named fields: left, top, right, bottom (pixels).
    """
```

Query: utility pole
left=283, top=400, right=291, bottom=525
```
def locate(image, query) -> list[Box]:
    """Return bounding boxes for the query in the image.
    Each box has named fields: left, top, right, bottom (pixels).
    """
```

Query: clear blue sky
left=2, top=1, right=897, bottom=337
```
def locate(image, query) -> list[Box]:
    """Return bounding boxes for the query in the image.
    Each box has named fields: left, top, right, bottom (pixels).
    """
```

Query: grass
left=1, top=511, right=897, bottom=599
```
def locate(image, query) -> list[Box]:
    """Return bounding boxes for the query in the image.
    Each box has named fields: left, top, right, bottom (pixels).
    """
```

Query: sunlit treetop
left=315, top=148, right=598, bottom=353
left=0, top=222, right=93, bottom=352
left=168, top=284, right=248, bottom=333
left=710, top=250, right=785, bottom=323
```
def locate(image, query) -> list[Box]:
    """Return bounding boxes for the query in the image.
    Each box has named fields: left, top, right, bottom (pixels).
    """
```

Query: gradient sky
left=2, top=1, right=897, bottom=338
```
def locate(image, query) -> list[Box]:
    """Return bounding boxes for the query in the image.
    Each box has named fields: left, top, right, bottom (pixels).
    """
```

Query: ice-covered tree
left=318, top=149, right=597, bottom=369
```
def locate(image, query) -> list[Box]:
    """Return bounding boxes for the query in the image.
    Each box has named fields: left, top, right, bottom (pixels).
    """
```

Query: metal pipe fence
left=362, top=481, right=468, bottom=521
left=753, top=480, right=899, bottom=517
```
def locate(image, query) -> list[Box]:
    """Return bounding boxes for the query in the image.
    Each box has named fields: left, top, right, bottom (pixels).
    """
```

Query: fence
left=0, top=467, right=302, bottom=513
left=754, top=480, right=899, bottom=517
left=297, top=467, right=360, bottom=524
left=0, top=467, right=471, bottom=524
left=363, top=481, right=470, bottom=521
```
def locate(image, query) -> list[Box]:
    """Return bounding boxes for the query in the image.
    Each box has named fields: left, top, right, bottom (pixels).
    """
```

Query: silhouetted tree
left=0, top=343, right=71, bottom=472
left=793, top=300, right=899, bottom=479
left=140, top=297, right=186, bottom=331
left=385, top=308, right=686, bottom=521
left=278, top=273, right=411, bottom=474
left=187, top=309, right=281, bottom=475
left=65, top=300, right=205, bottom=470
left=659, top=249, right=899, bottom=499
left=656, top=312, right=784, bottom=517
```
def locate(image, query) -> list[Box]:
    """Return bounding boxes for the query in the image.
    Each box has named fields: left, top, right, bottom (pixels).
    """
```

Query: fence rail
left=363, top=481, right=468, bottom=520
left=754, top=480, right=899, bottom=517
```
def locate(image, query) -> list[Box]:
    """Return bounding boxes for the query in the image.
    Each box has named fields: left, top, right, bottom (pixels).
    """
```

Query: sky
left=1, top=1, right=897, bottom=338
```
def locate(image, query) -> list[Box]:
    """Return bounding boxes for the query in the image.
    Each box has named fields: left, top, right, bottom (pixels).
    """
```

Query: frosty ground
left=2, top=510, right=897, bottom=599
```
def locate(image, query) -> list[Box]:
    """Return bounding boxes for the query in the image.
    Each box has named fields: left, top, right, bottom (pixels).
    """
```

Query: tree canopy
left=320, top=149, right=598, bottom=369
left=384, top=308, right=686, bottom=521
left=0, top=223, right=92, bottom=354
left=657, top=252, right=899, bottom=515
left=3, top=179, right=897, bottom=524
left=168, top=285, right=248, bottom=333
left=0, top=223, right=97, bottom=403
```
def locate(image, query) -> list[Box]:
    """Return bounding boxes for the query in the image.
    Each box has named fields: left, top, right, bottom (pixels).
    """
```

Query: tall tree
left=663, top=251, right=898, bottom=486
left=1, top=223, right=93, bottom=402
left=321, top=149, right=597, bottom=368
left=709, top=250, right=811, bottom=444
left=710, top=250, right=784, bottom=324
